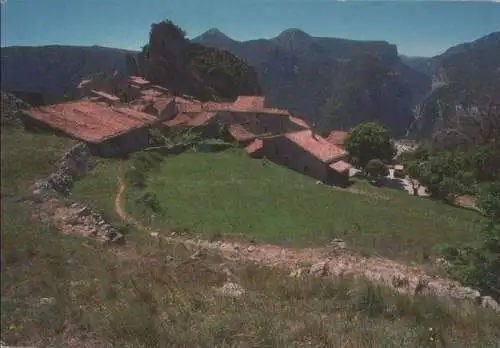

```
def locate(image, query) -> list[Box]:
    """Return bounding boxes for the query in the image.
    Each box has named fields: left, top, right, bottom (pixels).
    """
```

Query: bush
left=364, top=159, right=389, bottom=183
left=439, top=183, right=500, bottom=298
left=125, top=152, right=164, bottom=188
left=136, top=191, right=161, bottom=213
left=148, top=128, right=166, bottom=147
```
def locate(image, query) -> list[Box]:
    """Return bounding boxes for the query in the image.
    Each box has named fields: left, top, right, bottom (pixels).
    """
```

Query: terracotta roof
left=25, top=100, right=157, bottom=143
left=285, top=129, right=346, bottom=163
left=129, top=76, right=151, bottom=85
left=326, top=131, right=349, bottom=146
left=329, top=160, right=350, bottom=173
left=228, top=124, right=257, bottom=142
left=140, top=89, right=164, bottom=99
left=203, top=101, right=234, bottom=111
left=91, top=90, right=119, bottom=102
left=78, top=79, right=91, bottom=88
left=187, top=112, right=217, bottom=126
left=177, top=101, right=203, bottom=113
left=153, top=97, right=176, bottom=114
left=245, top=139, right=263, bottom=154
left=234, top=96, right=265, bottom=110
left=152, top=85, right=170, bottom=93
left=163, top=113, right=192, bottom=127
left=289, top=116, right=310, bottom=129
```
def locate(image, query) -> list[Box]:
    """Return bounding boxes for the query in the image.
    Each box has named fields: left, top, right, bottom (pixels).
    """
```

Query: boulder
left=310, top=261, right=328, bottom=277
left=218, top=282, right=245, bottom=298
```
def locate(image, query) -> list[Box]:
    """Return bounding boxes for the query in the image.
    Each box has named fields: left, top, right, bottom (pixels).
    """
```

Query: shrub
left=148, top=128, right=166, bottom=147
left=137, top=191, right=162, bottom=213
left=364, top=159, right=389, bottom=183
left=439, top=183, right=500, bottom=297
left=125, top=152, right=164, bottom=188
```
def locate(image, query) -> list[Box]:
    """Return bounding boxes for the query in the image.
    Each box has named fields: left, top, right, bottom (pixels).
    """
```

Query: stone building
left=246, top=129, right=350, bottom=186
left=20, top=100, right=160, bottom=157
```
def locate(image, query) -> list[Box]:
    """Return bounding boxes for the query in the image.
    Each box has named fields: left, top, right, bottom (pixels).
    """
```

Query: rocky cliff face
left=407, top=31, right=500, bottom=139
left=132, top=20, right=261, bottom=101
left=193, top=29, right=430, bottom=136
left=1, top=46, right=133, bottom=100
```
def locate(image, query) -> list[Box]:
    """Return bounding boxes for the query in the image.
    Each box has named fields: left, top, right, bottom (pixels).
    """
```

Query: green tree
left=439, top=183, right=500, bottom=297
left=364, top=159, right=389, bottom=184
left=344, top=122, right=396, bottom=167
left=406, top=150, right=475, bottom=202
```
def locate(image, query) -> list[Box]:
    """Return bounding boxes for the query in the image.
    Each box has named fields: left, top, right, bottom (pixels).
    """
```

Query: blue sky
left=1, top=0, right=499, bottom=57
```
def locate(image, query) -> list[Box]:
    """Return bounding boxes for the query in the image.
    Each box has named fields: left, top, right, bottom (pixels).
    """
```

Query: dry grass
left=2, top=205, right=500, bottom=347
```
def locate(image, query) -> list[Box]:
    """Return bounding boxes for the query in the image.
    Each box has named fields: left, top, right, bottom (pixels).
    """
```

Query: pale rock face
left=218, top=282, right=245, bottom=298
left=310, top=261, right=328, bottom=276
left=481, top=296, right=500, bottom=311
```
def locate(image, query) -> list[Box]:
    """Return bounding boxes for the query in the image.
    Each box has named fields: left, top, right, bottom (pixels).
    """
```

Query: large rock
left=218, top=282, right=245, bottom=298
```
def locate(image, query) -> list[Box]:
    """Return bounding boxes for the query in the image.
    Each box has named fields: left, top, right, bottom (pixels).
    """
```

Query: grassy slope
left=4, top=130, right=500, bottom=347
left=107, top=148, right=480, bottom=262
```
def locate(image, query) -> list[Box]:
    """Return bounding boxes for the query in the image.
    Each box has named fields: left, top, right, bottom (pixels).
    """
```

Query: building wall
left=216, top=111, right=286, bottom=136
left=258, top=136, right=349, bottom=186
left=89, top=127, right=150, bottom=158
left=158, top=102, right=177, bottom=120
left=260, top=137, right=331, bottom=182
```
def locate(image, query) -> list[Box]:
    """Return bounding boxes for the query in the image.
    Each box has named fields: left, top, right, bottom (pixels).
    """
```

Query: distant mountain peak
left=196, top=28, right=235, bottom=43
left=275, top=28, right=311, bottom=41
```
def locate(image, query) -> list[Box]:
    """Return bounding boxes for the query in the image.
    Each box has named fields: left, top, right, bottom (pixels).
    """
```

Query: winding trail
left=112, top=161, right=498, bottom=308
left=115, top=162, right=132, bottom=223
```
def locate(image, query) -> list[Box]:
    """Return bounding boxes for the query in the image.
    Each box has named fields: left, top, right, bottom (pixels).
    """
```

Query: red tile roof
left=227, top=124, right=257, bottom=142
left=162, top=113, right=192, bottom=127
left=245, top=139, right=263, bottom=154
left=187, top=112, right=217, bottom=126
left=289, top=116, right=310, bottom=129
left=152, top=85, right=170, bottom=93
left=329, top=160, right=350, bottom=173
left=203, top=101, right=234, bottom=111
left=234, top=96, right=265, bottom=110
left=129, top=76, right=151, bottom=85
left=78, top=79, right=91, bottom=89
left=140, top=89, right=164, bottom=99
left=326, top=131, right=349, bottom=146
left=177, top=101, right=203, bottom=113
left=91, top=90, right=119, bottom=102
left=153, top=97, right=175, bottom=114
left=285, top=129, right=346, bottom=163
left=25, top=100, right=158, bottom=143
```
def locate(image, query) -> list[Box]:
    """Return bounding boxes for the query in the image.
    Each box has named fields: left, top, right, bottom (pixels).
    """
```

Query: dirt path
left=112, top=161, right=499, bottom=309
left=115, top=163, right=130, bottom=223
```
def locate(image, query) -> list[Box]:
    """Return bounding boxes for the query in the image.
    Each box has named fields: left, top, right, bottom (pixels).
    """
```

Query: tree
left=439, top=183, right=500, bottom=297
left=406, top=160, right=427, bottom=196
left=344, top=122, right=396, bottom=167
left=406, top=150, right=475, bottom=202
left=364, top=159, right=389, bottom=184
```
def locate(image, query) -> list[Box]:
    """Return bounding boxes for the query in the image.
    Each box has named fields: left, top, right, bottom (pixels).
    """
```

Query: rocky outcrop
left=169, top=234, right=500, bottom=312
left=1, top=92, right=30, bottom=128
left=52, top=201, right=124, bottom=245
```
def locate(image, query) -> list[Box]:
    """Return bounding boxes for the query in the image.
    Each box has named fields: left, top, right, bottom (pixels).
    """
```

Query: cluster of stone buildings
left=21, top=75, right=351, bottom=186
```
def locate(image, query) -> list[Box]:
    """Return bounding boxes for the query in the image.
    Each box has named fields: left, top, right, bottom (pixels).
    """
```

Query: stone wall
left=30, top=142, right=124, bottom=245
left=32, top=142, right=92, bottom=197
